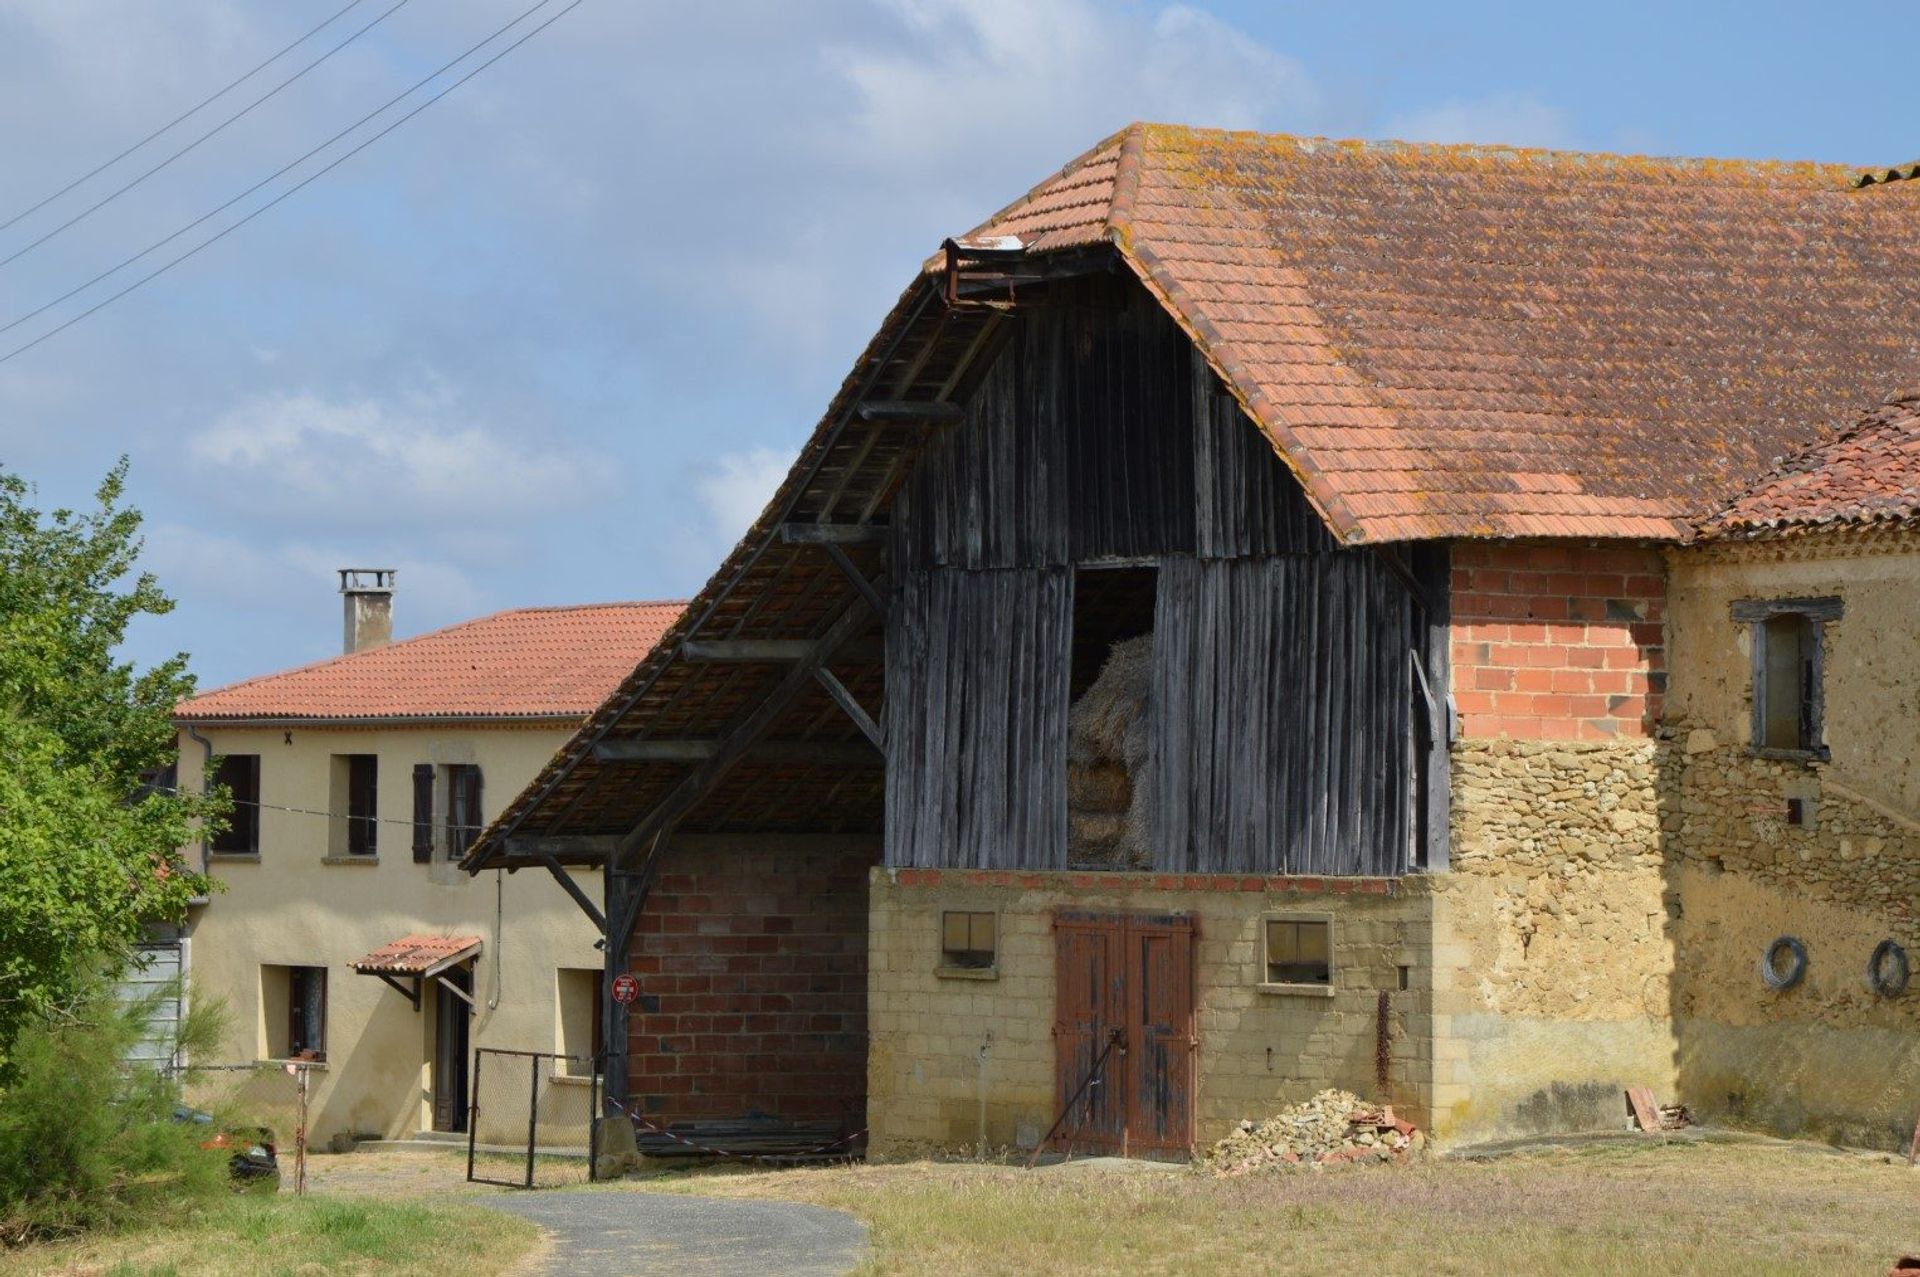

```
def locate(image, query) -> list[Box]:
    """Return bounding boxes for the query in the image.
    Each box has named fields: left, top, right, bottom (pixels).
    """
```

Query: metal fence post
left=525, top=1053, right=539, bottom=1190
left=466, top=1049, right=481, bottom=1184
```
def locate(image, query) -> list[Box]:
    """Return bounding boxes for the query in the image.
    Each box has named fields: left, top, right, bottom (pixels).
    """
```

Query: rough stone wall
left=1450, top=541, right=1666, bottom=741
left=627, top=840, right=873, bottom=1128
left=1434, top=739, right=1679, bottom=1139
left=1664, top=530, right=1920, bottom=1148
left=867, top=869, right=1433, bottom=1157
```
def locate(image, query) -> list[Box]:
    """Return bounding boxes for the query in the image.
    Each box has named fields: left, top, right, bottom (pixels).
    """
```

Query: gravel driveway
left=482, top=1188, right=869, bottom=1276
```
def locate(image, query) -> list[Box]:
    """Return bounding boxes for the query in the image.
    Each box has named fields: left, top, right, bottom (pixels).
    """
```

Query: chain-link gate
left=465, top=1048, right=600, bottom=1188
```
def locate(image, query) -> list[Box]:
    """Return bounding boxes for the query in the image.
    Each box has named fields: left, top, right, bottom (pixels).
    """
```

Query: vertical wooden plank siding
left=1151, top=555, right=1415, bottom=875
left=883, top=279, right=1429, bottom=876
left=885, top=567, right=1070, bottom=869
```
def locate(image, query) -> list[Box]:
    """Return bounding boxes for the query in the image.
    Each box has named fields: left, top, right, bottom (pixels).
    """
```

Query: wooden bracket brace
left=537, top=850, right=607, bottom=935
left=813, top=667, right=885, bottom=751
left=373, top=972, right=421, bottom=1012
left=821, top=541, right=888, bottom=621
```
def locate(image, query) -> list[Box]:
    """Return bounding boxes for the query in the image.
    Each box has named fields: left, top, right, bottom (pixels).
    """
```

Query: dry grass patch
left=624, top=1138, right=1920, bottom=1275
left=0, top=1194, right=538, bottom=1277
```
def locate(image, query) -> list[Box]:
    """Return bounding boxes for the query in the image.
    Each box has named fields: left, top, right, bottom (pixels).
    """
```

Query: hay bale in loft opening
left=1067, top=633, right=1153, bottom=869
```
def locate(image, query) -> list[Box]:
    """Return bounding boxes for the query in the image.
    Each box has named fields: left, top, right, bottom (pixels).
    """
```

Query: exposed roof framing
left=465, top=274, right=1015, bottom=871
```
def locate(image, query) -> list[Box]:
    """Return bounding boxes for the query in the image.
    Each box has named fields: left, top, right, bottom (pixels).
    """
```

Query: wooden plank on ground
left=1625, top=1087, right=1662, bottom=1133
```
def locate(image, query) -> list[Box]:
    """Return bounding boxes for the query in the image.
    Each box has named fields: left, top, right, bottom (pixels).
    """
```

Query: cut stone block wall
left=627, top=840, right=873, bottom=1127
left=866, top=868, right=1433, bottom=1158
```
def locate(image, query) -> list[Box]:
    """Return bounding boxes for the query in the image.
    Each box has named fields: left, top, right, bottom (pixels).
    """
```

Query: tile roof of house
left=1700, top=394, right=1920, bottom=539
left=949, top=124, right=1920, bottom=542
left=175, top=601, right=685, bottom=723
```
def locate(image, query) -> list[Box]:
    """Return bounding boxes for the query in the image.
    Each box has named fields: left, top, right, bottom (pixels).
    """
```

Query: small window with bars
left=1263, top=916, right=1332, bottom=989
left=939, top=911, right=997, bottom=972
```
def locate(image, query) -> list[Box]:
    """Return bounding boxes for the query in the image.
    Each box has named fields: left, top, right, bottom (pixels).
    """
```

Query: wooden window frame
left=444, top=764, right=483, bottom=859
left=1731, top=597, right=1842, bottom=761
left=1259, top=912, right=1335, bottom=997
left=344, top=755, right=378, bottom=856
left=210, top=754, right=261, bottom=856
left=937, top=909, right=999, bottom=977
left=286, top=965, right=327, bottom=1061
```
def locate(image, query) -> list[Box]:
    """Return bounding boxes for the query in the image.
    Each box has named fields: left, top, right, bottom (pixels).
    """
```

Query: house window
left=444, top=765, right=483, bottom=858
left=939, top=911, right=997, bottom=971
left=1263, top=917, right=1332, bottom=988
left=556, top=968, right=604, bottom=1077
left=263, top=965, right=327, bottom=1061
left=210, top=755, right=260, bottom=855
left=330, top=755, right=378, bottom=856
left=1732, top=597, right=1842, bottom=758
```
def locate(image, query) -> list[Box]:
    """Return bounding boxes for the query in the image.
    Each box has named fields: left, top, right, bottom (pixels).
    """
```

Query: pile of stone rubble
left=1198, top=1089, right=1423, bottom=1176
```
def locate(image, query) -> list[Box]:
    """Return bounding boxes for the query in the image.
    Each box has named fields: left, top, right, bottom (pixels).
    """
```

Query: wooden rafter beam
left=503, top=834, right=620, bottom=862
left=681, top=638, right=819, bottom=662
left=855, top=400, right=962, bottom=424
left=614, top=601, right=875, bottom=869
left=591, top=739, right=882, bottom=766
left=777, top=523, right=886, bottom=546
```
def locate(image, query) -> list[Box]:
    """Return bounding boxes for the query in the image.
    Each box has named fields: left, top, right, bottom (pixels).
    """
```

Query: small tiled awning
left=350, top=935, right=481, bottom=1012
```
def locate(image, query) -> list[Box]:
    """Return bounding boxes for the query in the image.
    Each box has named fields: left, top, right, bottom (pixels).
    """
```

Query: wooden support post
left=600, top=861, right=637, bottom=1115
left=536, top=851, right=607, bottom=934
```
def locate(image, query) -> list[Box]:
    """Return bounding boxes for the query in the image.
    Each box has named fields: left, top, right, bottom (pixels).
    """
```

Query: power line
left=0, top=0, right=582, bottom=366
left=0, top=0, right=373, bottom=235
left=0, top=0, right=415, bottom=272
left=0, top=0, right=558, bottom=341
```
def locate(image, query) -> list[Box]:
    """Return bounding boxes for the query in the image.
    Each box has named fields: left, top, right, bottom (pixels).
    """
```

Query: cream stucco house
left=174, top=571, right=679, bottom=1144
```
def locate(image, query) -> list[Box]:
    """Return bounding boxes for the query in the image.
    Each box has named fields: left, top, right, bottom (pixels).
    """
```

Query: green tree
left=0, top=460, right=213, bottom=1071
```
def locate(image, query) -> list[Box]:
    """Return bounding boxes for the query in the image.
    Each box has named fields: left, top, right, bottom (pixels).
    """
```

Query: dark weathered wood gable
left=885, top=278, right=1447, bottom=876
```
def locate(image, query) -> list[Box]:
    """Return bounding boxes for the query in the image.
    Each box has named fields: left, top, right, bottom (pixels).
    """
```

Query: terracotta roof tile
left=176, top=601, right=685, bottom=723
left=951, top=124, right=1920, bottom=542
left=1701, top=395, right=1920, bottom=539
left=350, top=934, right=481, bottom=975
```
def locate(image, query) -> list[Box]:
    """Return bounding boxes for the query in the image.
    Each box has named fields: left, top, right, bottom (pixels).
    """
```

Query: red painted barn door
left=1052, top=911, right=1196, bottom=1157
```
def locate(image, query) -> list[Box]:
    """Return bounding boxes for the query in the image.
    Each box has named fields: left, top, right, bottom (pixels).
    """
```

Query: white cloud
left=185, top=386, right=611, bottom=525
left=1383, top=92, right=1574, bottom=149
left=695, top=448, right=792, bottom=546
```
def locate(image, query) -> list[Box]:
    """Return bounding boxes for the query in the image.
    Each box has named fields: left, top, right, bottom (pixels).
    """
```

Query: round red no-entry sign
left=610, top=973, right=640, bottom=1005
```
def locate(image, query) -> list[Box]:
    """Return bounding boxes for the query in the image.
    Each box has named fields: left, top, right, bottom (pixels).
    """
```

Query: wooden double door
left=1053, top=910, right=1196, bottom=1156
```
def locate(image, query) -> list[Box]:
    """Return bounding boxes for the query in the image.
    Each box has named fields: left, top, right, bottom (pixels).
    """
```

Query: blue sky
left=0, top=0, right=1911, bottom=689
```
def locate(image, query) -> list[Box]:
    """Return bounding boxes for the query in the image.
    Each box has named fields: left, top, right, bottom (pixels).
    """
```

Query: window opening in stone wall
left=940, top=911, right=997, bottom=970
left=1734, top=597, right=1840, bottom=759
left=210, top=754, right=260, bottom=855
left=1264, top=918, right=1331, bottom=986
left=264, top=964, right=327, bottom=1061
left=556, top=967, right=603, bottom=1076
left=330, top=754, right=378, bottom=856
left=444, top=764, right=484, bottom=858
left=1066, top=565, right=1157, bottom=870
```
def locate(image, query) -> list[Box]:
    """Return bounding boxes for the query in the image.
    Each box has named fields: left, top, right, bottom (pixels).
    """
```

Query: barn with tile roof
left=467, top=126, right=1920, bottom=1157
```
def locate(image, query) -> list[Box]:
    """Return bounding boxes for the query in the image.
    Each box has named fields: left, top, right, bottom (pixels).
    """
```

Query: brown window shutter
left=412, top=764, right=435, bottom=863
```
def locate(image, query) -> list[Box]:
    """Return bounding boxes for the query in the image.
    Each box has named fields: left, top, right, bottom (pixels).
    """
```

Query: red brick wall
left=1450, top=542, right=1666, bottom=741
left=627, top=841, right=873, bottom=1125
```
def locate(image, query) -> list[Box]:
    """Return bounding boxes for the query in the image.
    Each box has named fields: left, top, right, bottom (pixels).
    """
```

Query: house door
left=431, top=967, right=471, bottom=1133
left=1053, top=911, right=1196, bottom=1156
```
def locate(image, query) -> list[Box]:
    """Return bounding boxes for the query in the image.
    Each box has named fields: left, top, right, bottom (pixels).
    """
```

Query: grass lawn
left=0, top=1193, right=540, bottom=1277
left=625, top=1136, right=1920, bottom=1276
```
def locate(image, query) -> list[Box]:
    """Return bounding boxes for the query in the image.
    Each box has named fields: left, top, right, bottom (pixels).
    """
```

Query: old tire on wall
left=1760, top=936, right=1807, bottom=990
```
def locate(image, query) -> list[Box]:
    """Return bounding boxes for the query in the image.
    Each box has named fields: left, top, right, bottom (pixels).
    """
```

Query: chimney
left=339, top=568, right=396, bottom=654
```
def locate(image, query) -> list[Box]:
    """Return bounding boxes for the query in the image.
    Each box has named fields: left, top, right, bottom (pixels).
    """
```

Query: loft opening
left=1066, top=564, right=1157, bottom=871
